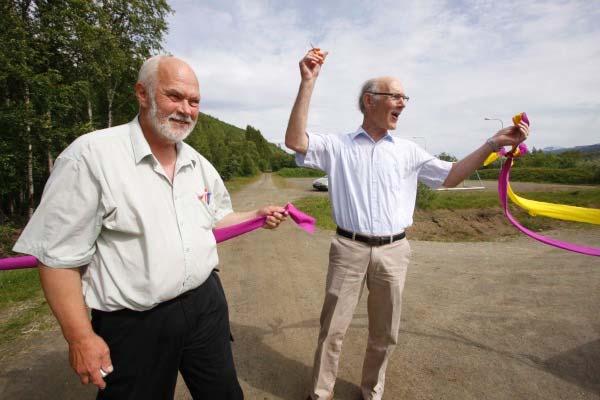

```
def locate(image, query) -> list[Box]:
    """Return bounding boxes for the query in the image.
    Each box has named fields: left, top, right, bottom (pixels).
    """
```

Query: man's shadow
left=231, top=320, right=362, bottom=399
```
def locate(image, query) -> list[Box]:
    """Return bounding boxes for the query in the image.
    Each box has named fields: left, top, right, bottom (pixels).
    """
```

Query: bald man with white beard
left=14, top=55, right=287, bottom=400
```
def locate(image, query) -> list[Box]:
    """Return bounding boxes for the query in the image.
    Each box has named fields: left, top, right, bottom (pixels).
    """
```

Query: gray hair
left=137, top=55, right=171, bottom=95
left=358, top=78, right=380, bottom=114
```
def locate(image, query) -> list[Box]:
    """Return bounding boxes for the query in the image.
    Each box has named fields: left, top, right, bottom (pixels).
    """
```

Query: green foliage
left=416, top=182, right=437, bottom=209
left=276, top=168, right=326, bottom=178
left=291, top=188, right=600, bottom=236
left=475, top=167, right=598, bottom=184
left=0, top=0, right=172, bottom=218
left=186, top=113, right=293, bottom=180
left=0, top=224, right=19, bottom=256
left=436, top=152, right=458, bottom=162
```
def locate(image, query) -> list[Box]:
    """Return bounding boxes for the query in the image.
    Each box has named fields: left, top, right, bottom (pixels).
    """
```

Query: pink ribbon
left=1, top=202, right=316, bottom=271
left=499, top=156, right=600, bottom=257
left=0, top=255, right=38, bottom=271
left=213, top=202, right=315, bottom=242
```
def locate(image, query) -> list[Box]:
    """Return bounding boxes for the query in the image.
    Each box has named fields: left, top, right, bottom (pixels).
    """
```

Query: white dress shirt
left=13, top=117, right=232, bottom=311
left=296, top=127, right=453, bottom=236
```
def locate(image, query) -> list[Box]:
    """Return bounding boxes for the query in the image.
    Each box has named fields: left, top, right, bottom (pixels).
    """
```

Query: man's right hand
left=68, top=332, right=113, bottom=389
left=300, top=48, right=328, bottom=82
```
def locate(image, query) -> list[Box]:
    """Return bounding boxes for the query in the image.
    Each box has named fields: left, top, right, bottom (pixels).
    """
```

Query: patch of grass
left=292, top=187, right=600, bottom=236
left=0, top=269, right=42, bottom=308
left=0, top=297, right=51, bottom=347
left=293, top=196, right=336, bottom=231
left=431, top=188, right=600, bottom=210
left=276, top=167, right=325, bottom=178
left=0, top=268, right=51, bottom=348
left=0, top=224, right=52, bottom=347
left=431, top=191, right=499, bottom=209
left=224, top=174, right=261, bottom=193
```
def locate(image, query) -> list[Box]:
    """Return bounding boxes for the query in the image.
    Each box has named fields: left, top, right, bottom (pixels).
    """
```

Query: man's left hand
left=491, top=121, right=530, bottom=148
left=258, top=206, right=288, bottom=229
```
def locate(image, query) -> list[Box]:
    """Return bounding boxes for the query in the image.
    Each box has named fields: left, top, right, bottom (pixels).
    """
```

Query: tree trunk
left=47, top=149, right=54, bottom=173
left=107, top=81, right=118, bottom=128
left=88, top=98, right=93, bottom=124
left=107, top=88, right=114, bottom=128
left=25, top=85, right=34, bottom=218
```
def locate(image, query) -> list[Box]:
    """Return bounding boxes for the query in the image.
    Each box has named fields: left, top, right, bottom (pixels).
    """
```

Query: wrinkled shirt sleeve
left=415, top=146, right=453, bottom=189
left=12, top=155, right=103, bottom=267
left=294, top=132, right=331, bottom=173
left=209, top=168, right=233, bottom=224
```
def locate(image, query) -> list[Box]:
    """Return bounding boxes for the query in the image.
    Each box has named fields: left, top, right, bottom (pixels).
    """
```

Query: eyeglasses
left=366, top=91, right=410, bottom=102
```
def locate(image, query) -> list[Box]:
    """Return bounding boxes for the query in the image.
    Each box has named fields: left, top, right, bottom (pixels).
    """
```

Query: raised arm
left=443, top=121, right=529, bottom=187
left=285, top=49, right=328, bottom=155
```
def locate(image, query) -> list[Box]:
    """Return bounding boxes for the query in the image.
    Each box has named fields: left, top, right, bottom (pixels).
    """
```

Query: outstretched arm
left=285, top=48, right=328, bottom=155
left=443, top=121, right=529, bottom=187
left=215, top=205, right=287, bottom=229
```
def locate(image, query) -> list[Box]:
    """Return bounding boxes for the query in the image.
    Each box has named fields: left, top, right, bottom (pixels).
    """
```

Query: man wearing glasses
left=285, top=49, right=529, bottom=400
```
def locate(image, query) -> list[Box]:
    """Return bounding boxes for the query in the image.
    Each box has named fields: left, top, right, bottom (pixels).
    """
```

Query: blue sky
left=164, top=0, right=600, bottom=157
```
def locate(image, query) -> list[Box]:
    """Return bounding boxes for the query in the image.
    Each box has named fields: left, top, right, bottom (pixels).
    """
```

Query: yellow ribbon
left=507, top=180, right=600, bottom=225
left=486, top=112, right=600, bottom=225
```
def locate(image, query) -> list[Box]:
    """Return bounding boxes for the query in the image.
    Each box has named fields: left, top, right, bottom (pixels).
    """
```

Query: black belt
left=336, top=227, right=406, bottom=246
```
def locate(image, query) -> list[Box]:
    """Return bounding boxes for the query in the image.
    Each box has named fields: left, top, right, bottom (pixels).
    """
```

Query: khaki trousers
left=309, top=235, right=411, bottom=400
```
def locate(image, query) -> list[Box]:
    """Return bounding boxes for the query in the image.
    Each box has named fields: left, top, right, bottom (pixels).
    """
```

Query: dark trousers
left=91, top=271, right=244, bottom=400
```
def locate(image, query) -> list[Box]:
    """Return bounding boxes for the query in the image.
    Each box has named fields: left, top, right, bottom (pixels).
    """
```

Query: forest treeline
left=0, top=1, right=293, bottom=222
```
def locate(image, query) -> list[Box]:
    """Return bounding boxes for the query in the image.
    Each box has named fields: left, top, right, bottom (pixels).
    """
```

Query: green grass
left=0, top=269, right=42, bottom=308
left=0, top=224, right=50, bottom=346
left=432, top=188, right=600, bottom=209
left=293, top=196, right=337, bottom=231
left=276, top=167, right=325, bottom=178
left=293, top=188, right=600, bottom=232
left=0, top=248, right=50, bottom=347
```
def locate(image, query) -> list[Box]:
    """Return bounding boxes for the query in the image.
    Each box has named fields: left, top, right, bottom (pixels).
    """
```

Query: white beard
left=149, top=97, right=197, bottom=143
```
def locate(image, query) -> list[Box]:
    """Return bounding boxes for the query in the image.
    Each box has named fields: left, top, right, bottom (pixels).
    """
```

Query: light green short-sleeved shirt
left=13, top=117, right=233, bottom=311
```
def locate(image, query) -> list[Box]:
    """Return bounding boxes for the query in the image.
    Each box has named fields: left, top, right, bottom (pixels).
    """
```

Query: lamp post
left=484, top=117, right=504, bottom=129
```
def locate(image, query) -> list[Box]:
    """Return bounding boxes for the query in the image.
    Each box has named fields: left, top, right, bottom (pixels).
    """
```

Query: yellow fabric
left=507, top=183, right=600, bottom=225
left=512, top=113, right=523, bottom=125
left=483, top=152, right=499, bottom=166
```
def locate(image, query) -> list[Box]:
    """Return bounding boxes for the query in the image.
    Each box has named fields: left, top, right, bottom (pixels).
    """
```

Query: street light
left=484, top=117, right=504, bottom=129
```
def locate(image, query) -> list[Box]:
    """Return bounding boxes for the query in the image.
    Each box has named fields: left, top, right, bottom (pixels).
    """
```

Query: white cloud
left=165, top=0, right=600, bottom=156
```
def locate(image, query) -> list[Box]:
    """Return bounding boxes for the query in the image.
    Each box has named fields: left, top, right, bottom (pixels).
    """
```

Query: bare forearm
left=443, top=142, right=492, bottom=187
left=39, top=265, right=93, bottom=343
left=285, top=80, right=315, bottom=154
left=215, top=210, right=260, bottom=229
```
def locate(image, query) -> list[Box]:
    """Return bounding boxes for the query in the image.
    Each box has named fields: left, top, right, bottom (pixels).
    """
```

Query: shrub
left=474, top=167, right=597, bottom=184
left=276, top=168, right=326, bottom=178
left=416, top=182, right=437, bottom=209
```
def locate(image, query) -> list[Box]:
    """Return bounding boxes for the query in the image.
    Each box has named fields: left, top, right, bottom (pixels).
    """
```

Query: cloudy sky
left=164, top=0, right=600, bottom=157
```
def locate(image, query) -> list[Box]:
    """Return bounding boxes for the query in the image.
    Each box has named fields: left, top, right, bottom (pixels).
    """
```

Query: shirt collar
left=130, top=116, right=153, bottom=164
left=130, top=116, right=196, bottom=168
left=352, top=126, right=396, bottom=143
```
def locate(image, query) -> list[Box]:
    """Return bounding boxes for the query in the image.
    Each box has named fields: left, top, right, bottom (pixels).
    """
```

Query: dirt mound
left=409, top=208, right=563, bottom=242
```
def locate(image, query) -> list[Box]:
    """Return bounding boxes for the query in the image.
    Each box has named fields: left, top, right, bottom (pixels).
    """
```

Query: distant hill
left=186, top=113, right=295, bottom=180
left=543, top=143, right=600, bottom=154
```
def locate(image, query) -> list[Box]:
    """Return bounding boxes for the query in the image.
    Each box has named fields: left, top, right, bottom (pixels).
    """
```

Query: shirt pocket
left=187, top=191, right=215, bottom=229
left=101, top=207, right=143, bottom=235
